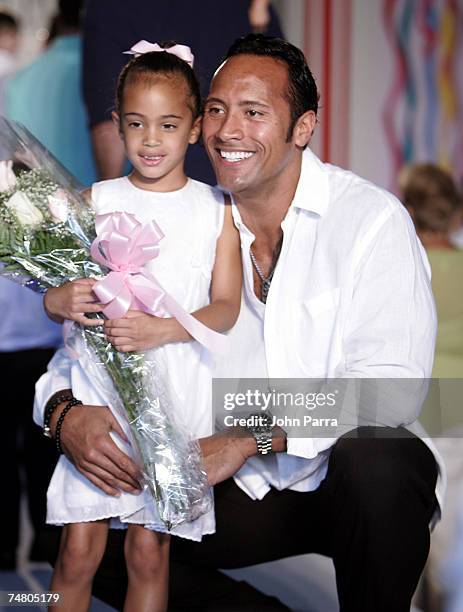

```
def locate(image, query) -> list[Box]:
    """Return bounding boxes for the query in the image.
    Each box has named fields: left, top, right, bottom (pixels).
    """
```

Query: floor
left=0, top=497, right=423, bottom=612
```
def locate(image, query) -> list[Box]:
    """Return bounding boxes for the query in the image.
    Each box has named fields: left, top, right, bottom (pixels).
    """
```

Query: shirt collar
left=230, top=196, right=254, bottom=238
left=225, top=148, right=330, bottom=234
left=291, top=148, right=330, bottom=216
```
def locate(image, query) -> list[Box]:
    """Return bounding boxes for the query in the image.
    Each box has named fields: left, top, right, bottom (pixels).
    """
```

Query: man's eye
left=246, top=109, right=262, bottom=118
left=206, top=106, right=224, bottom=115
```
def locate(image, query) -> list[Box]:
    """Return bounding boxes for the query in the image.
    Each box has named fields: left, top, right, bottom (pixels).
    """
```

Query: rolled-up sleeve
left=33, top=347, right=72, bottom=427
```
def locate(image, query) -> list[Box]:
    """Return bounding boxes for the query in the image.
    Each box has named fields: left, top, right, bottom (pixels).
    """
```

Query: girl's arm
left=104, top=198, right=242, bottom=352
left=43, top=188, right=103, bottom=326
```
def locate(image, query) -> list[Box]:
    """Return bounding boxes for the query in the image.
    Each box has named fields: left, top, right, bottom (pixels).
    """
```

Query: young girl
left=43, top=42, right=241, bottom=611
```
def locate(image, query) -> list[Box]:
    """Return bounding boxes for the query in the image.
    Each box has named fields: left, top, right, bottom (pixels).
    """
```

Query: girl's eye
left=162, top=123, right=177, bottom=130
left=128, top=121, right=142, bottom=128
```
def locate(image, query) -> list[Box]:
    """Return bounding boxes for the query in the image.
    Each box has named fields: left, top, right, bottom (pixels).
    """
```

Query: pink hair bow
left=89, top=211, right=228, bottom=354
left=124, top=40, right=194, bottom=68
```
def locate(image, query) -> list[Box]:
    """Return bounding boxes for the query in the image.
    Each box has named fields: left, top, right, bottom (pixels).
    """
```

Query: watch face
left=249, top=412, right=272, bottom=433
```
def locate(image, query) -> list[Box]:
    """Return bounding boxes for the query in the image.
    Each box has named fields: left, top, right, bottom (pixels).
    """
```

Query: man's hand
left=199, top=426, right=287, bottom=485
left=44, top=279, right=103, bottom=326
left=56, top=404, right=142, bottom=496
left=198, top=431, right=256, bottom=486
left=104, top=310, right=175, bottom=352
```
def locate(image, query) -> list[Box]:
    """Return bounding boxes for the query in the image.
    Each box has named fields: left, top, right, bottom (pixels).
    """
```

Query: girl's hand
left=44, top=279, right=104, bottom=326
left=104, top=310, right=176, bottom=352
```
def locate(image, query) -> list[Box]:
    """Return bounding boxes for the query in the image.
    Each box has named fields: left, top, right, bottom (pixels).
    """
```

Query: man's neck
left=234, top=155, right=302, bottom=240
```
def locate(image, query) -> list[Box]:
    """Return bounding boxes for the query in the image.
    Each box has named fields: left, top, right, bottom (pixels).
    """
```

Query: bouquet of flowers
left=0, top=117, right=213, bottom=529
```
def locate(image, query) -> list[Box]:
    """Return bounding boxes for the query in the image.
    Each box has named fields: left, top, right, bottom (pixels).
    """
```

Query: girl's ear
left=293, top=110, right=317, bottom=148
left=189, top=116, right=202, bottom=145
left=111, top=111, right=123, bottom=138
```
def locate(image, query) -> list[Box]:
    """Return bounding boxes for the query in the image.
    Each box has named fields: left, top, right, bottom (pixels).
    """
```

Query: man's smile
left=217, top=149, right=256, bottom=164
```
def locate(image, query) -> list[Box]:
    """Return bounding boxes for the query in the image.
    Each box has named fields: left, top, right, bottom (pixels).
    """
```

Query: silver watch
left=247, top=412, right=273, bottom=455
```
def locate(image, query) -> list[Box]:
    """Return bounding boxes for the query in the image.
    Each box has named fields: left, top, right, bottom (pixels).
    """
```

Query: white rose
left=0, top=160, right=17, bottom=192
left=48, top=189, right=69, bottom=223
left=6, top=191, right=44, bottom=227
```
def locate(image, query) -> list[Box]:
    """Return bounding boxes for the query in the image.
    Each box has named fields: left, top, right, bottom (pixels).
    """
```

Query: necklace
left=250, top=249, right=274, bottom=303
left=250, top=237, right=282, bottom=303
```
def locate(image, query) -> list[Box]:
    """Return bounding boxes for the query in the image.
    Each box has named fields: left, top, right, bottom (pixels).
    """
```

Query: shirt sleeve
left=286, top=203, right=437, bottom=462
left=33, top=347, right=73, bottom=427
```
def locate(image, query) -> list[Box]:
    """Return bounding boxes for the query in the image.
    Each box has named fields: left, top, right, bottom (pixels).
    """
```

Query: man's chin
left=215, top=174, right=251, bottom=195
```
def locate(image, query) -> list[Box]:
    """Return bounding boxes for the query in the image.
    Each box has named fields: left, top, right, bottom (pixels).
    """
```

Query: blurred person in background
left=0, top=5, right=60, bottom=573
left=5, top=0, right=97, bottom=186
left=400, top=163, right=463, bottom=382
left=0, top=0, right=96, bottom=570
left=400, top=163, right=463, bottom=612
left=0, top=8, right=19, bottom=114
left=0, top=8, right=18, bottom=75
left=82, top=0, right=282, bottom=184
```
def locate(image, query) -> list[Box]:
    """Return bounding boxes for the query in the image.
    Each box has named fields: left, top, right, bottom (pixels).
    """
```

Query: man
left=35, top=36, right=442, bottom=611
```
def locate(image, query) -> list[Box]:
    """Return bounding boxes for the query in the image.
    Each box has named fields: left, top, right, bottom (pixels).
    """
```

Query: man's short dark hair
left=225, top=34, right=319, bottom=140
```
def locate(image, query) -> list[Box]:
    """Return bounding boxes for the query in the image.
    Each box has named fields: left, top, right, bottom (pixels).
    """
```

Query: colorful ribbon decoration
left=89, top=211, right=228, bottom=354
left=123, top=40, right=195, bottom=67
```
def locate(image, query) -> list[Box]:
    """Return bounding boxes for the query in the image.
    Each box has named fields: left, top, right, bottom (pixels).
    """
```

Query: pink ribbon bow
left=124, top=40, right=194, bottom=67
left=89, top=211, right=227, bottom=354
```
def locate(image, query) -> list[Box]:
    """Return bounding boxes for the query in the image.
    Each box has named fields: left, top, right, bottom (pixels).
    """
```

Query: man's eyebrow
left=204, top=98, right=270, bottom=109
left=239, top=100, right=270, bottom=109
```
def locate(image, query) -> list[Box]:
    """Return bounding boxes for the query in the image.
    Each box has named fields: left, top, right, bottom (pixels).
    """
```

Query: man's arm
left=34, top=348, right=141, bottom=495
left=284, top=202, right=437, bottom=467
left=199, top=426, right=287, bottom=486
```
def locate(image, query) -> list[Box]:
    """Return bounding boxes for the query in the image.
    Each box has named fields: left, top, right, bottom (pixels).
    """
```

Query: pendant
left=262, top=280, right=271, bottom=303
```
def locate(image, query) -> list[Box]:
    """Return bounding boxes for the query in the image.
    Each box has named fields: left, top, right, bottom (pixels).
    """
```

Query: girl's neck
left=128, top=171, right=188, bottom=193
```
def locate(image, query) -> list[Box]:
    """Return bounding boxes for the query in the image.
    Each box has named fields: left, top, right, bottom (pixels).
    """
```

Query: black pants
left=0, top=348, right=58, bottom=562
left=45, top=427, right=438, bottom=611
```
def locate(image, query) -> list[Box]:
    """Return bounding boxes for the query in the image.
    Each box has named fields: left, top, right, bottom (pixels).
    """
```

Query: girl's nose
left=143, top=129, right=161, bottom=147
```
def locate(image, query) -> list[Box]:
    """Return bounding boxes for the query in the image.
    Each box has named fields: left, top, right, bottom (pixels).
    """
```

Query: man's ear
left=293, top=110, right=317, bottom=148
left=189, top=116, right=202, bottom=145
left=111, top=111, right=123, bottom=138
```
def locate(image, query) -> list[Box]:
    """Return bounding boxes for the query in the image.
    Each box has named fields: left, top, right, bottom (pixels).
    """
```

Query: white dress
left=46, top=177, right=225, bottom=541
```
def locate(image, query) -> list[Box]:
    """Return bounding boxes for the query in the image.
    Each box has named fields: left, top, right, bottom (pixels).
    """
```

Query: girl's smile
left=113, top=78, right=201, bottom=192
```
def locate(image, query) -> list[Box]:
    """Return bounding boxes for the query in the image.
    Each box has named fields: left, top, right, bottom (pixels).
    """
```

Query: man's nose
left=216, top=112, right=244, bottom=141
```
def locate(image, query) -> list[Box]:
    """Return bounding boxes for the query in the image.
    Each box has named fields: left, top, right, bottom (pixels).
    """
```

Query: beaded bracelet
left=54, top=398, right=83, bottom=454
left=43, top=392, right=74, bottom=438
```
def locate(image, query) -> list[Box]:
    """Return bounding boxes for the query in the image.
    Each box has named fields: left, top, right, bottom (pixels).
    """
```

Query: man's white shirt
left=34, top=149, right=445, bottom=517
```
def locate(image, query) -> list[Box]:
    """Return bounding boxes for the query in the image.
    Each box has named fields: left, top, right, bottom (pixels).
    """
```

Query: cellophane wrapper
left=0, top=117, right=212, bottom=529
